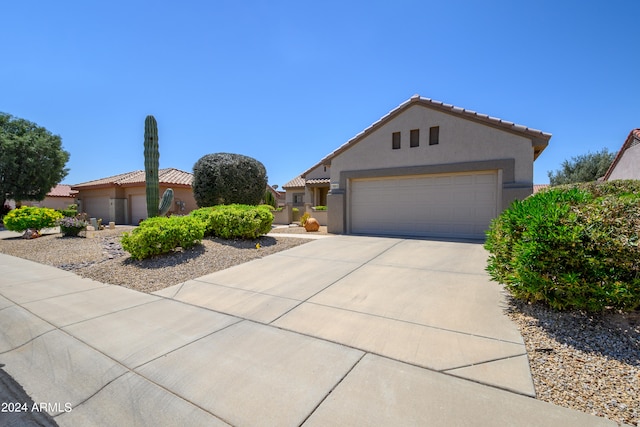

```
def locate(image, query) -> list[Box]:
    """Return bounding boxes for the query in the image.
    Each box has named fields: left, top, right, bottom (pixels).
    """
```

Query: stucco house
left=71, top=168, right=197, bottom=225
left=286, top=95, right=551, bottom=239
left=603, top=129, right=640, bottom=181
left=19, top=184, right=78, bottom=210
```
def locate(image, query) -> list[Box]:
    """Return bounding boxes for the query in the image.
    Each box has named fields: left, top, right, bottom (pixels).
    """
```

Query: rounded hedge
left=485, top=180, right=640, bottom=312
left=3, top=206, right=62, bottom=232
left=193, top=153, right=267, bottom=207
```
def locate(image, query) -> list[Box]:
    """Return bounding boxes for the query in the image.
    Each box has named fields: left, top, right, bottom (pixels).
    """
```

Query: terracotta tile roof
left=305, top=95, right=552, bottom=176
left=72, top=168, right=193, bottom=189
left=306, top=178, right=330, bottom=185
left=533, top=184, right=549, bottom=194
left=283, top=176, right=305, bottom=189
left=603, top=128, right=640, bottom=181
left=47, top=184, right=78, bottom=198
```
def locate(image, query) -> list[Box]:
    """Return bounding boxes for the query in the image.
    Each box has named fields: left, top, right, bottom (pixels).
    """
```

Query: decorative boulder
left=21, top=229, right=40, bottom=239
left=304, top=217, right=320, bottom=232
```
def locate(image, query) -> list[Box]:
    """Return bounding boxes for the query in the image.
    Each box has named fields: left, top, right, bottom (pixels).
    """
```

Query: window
left=410, top=129, right=419, bottom=147
left=429, top=126, right=439, bottom=145
left=392, top=132, right=401, bottom=149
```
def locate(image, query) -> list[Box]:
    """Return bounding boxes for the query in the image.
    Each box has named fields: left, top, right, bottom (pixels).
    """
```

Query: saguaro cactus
left=158, top=188, right=174, bottom=216
left=144, top=115, right=159, bottom=218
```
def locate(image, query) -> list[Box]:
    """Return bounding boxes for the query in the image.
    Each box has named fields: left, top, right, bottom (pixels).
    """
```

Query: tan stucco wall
left=76, top=185, right=198, bottom=225
left=124, top=186, right=198, bottom=224
left=607, top=143, right=640, bottom=180
left=329, top=104, right=535, bottom=185
left=285, top=188, right=305, bottom=206
left=305, top=164, right=330, bottom=180
left=22, top=197, right=75, bottom=211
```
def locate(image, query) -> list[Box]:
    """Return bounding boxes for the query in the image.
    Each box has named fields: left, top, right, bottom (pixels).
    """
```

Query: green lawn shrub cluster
left=56, top=204, right=78, bottom=219
left=120, top=216, right=205, bottom=260
left=485, top=180, right=640, bottom=312
left=190, top=204, right=273, bottom=239
left=3, top=206, right=62, bottom=232
left=121, top=204, right=274, bottom=260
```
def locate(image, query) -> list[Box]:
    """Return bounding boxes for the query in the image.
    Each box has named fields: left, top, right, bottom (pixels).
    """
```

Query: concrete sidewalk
left=0, top=236, right=622, bottom=426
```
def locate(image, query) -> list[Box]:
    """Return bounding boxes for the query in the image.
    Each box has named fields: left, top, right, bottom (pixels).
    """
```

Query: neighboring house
left=533, top=184, right=550, bottom=194
left=20, top=184, right=78, bottom=210
left=282, top=176, right=307, bottom=208
left=71, top=168, right=197, bottom=225
left=265, top=184, right=286, bottom=207
left=603, top=129, right=640, bottom=181
left=286, top=94, right=551, bottom=239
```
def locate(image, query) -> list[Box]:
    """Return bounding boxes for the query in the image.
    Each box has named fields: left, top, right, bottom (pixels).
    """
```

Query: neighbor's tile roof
left=306, top=178, right=330, bottom=185
left=533, top=184, right=550, bottom=194
left=283, top=176, right=306, bottom=188
left=72, top=168, right=193, bottom=189
left=46, top=184, right=78, bottom=197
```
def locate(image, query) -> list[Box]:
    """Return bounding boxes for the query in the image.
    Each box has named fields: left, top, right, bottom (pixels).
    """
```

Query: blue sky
left=2, top=1, right=639, bottom=188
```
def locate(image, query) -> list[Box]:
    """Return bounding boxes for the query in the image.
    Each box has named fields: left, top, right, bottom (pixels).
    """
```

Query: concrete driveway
left=0, top=235, right=618, bottom=426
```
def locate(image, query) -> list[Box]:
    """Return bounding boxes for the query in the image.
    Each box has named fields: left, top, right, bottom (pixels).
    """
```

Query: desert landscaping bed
left=0, top=228, right=637, bottom=425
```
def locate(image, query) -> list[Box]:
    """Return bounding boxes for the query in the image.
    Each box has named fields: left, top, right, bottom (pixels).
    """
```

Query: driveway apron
left=0, top=235, right=619, bottom=426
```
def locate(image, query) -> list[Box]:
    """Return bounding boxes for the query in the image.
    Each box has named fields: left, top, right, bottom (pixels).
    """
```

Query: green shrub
left=313, top=205, right=327, bottom=211
left=485, top=180, right=640, bottom=312
left=58, top=208, right=78, bottom=218
left=192, top=153, right=267, bottom=207
left=121, top=216, right=205, bottom=260
left=190, top=204, right=273, bottom=239
left=263, top=190, right=277, bottom=209
left=3, top=206, right=62, bottom=232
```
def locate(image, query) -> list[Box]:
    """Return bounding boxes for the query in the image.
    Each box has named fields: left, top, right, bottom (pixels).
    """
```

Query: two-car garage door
left=349, top=171, right=498, bottom=239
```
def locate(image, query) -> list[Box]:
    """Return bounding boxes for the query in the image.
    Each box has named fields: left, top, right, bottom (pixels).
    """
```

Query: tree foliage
left=0, top=113, right=70, bottom=202
left=547, top=148, right=615, bottom=186
left=192, top=153, right=267, bottom=207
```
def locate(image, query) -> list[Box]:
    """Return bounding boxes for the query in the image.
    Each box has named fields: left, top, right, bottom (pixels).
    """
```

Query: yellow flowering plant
left=3, top=206, right=62, bottom=234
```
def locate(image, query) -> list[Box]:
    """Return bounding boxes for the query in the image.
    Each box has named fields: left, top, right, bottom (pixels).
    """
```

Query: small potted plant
left=58, top=216, right=89, bottom=237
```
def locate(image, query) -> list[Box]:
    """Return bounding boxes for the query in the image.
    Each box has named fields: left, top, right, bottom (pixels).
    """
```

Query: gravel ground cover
left=0, top=227, right=313, bottom=293
left=0, top=226, right=638, bottom=425
left=507, top=299, right=639, bottom=426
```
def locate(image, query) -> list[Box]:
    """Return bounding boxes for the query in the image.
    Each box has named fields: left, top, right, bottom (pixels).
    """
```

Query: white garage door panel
left=350, top=171, right=498, bottom=239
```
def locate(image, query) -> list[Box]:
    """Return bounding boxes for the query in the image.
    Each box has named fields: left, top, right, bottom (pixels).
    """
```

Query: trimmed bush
left=3, top=206, right=62, bottom=233
left=485, top=180, right=640, bottom=312
left=190, top=204, right=273, bottom=239
left=192, top=153, right=267, bottom=207
left=121, top=216, right=204, bottom=260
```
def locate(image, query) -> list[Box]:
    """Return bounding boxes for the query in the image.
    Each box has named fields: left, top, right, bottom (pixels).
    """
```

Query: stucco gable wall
left=329, top=104, right=534, bottom=184
left=305, top=164, right=330, bottom=180
left=607, top=143, right=640, bottom=180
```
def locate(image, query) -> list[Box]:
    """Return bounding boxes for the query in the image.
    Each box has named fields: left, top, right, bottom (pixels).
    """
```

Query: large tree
left=547, top=148, right=615, bottom=186
left=0, top=113, right=70, bottom=203
left=193, top=153, right=267, bottom=207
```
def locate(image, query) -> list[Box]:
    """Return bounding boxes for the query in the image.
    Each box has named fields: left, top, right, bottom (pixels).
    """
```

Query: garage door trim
left=347, top=169, right=501, bottom=239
